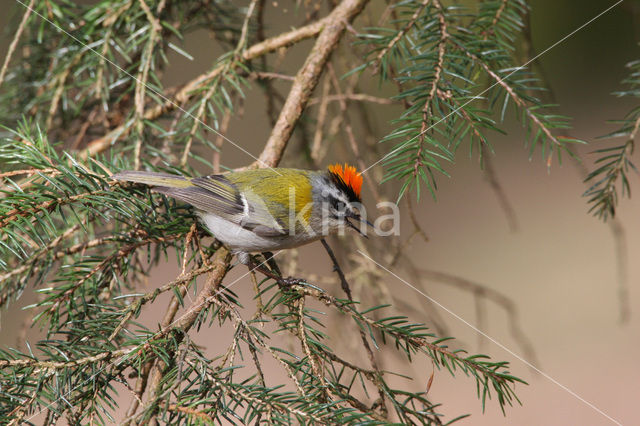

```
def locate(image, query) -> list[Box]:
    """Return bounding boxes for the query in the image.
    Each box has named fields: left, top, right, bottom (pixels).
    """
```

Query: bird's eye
left=329, top=199, right=346, bottom=218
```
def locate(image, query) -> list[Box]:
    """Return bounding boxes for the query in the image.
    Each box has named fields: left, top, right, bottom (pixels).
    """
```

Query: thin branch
left=80, top=11, right=338, bottom=159
left=0, top=0, right=35, bottom=89
left=254, top=0, right=281, bottom=129
left=0, top=228, right=166, bottom=287
left=45, top=57, right=79, bottom=130
left=293, top=283, right=518, bottom=386
left=418, top=268, right=538, bottom=368
left=108, top=261, right=213, bottom=341
left=0, top=346, right=134, bottom=370
left=180, top=72, right=224, bottom=166
left=297, top=297, right=326, bottom=392
left=40, top=233, right=182, bottom=316
left=144, top=265, right=196, bottom=422
left=206, top=295, right=306, bottom=397
left=317, top=347, right=378, bottom=380
left=0, top=167, right=58, bottom=179
left=326, top=64, right=381, bottom=201
left=310, top=76, right=331, bottom=165
left=254, top=0, right=370, bottom=167
left=250, top=71, right=295, bottom=81
left=0, top=188, right=104, bottom=229
left=406, top=194, right=429, bottom=244
left=212, top=108, right=232, bottom=173
left=482, top=147, right=519, bottom=232
left=133, top=0, right=165, bottom=169
left=374, top=0, right=431, bottom=67
left=166, top=404, right=214, bottom=423
left=414, top=0, right=447, bottom=178
left=320, top=239, right=388, bottom=419
left=492, top=0, right=510, bottom=27
left=610, top=219, right=630, bottom=323
left=458, top=43, right=564, bottom=166
left=123, top=361, right=154, bottom=425
left=185, top=358, right=327, bottom=422
left=308, top=93, right=396, bottom=106
left=120, top=248, right=232, bottom=422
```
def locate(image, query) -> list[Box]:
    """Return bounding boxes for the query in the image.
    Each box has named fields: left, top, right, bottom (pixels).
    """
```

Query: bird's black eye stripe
left=329, top=197, right=346, bottom=214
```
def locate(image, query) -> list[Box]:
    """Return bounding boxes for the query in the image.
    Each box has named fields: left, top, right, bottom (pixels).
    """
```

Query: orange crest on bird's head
left=328, top=163, right=363, bottom=202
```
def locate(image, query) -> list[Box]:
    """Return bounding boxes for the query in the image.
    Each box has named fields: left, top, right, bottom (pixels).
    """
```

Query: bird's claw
left=279, top=276, right=306, bottom=287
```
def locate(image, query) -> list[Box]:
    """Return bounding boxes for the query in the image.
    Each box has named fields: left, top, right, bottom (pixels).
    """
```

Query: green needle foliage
left=2, top=0, right=622, bottom=424
left=584, top=56, right=640, bottom=220
left=354, top=0, right=582, bottom=199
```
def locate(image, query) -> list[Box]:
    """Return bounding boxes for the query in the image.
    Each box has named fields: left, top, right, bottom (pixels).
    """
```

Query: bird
left=111, top=164, right=372, bottom=282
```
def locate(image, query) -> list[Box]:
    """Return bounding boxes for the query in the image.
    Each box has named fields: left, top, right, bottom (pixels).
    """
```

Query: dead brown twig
left=0, top=0, right=35, bottom=89
left=79, top=11, right=337, bottom=160
left=253, top=0, right=370, bottom=168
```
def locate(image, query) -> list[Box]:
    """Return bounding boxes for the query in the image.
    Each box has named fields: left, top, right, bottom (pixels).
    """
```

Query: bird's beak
left=345, top=213, right=374, bottom=238
left=345, top=218, right=368, bottom=238
left=361, top=217, right=375, bottom=229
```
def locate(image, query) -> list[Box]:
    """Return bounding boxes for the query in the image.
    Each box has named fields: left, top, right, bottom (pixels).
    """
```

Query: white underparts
left=198, top=212, right=322, bottom=253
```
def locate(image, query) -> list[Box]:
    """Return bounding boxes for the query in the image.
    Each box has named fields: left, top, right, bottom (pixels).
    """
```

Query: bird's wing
left=112, top=171, right=285, bottom=237
left=191, top=175, right=286, bottom=236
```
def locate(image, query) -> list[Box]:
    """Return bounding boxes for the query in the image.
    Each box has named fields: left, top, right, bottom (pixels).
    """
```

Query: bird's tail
left=111, top=170, right=193, bottom=188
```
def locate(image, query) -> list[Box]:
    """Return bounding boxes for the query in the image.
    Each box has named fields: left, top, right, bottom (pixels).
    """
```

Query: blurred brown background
left=1, top=0, right=639, bottom=424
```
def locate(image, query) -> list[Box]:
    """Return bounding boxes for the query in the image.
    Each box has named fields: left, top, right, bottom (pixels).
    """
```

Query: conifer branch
left=80, top=11, right=336, bottom=159
left=492, top=0, right=510, bottom=28
left=415, top=0, right=447, bottom=180
left=291, top=284, right=525, bottom=394
left=461, top=46, right=563, bottom=163
left=374, top=0, right=431, bottom=67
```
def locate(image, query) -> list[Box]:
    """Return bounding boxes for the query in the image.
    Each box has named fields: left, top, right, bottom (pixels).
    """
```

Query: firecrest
left=111, top=164, right=372, bottom=265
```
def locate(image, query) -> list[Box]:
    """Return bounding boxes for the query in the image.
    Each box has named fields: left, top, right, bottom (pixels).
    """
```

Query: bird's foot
left=243, top=253, right=307, bottom=288
left=278, top=276, right=306, bottom=287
